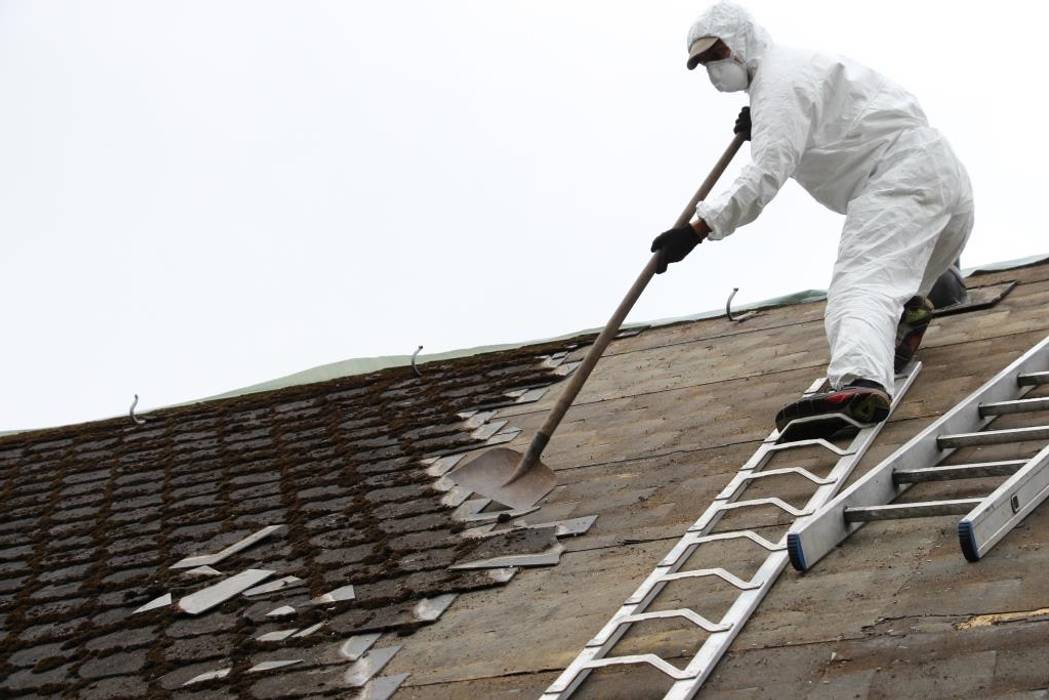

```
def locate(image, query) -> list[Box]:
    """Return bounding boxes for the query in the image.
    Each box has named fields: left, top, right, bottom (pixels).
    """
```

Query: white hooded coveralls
left=690, top=2, right=973, bottom=394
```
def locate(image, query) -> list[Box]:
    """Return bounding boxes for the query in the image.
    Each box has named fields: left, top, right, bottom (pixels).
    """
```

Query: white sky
left=1, top=1, right=1044, bottom=431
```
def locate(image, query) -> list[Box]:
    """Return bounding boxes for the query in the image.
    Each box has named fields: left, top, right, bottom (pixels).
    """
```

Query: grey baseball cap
left=686, top=36, right=719, bottom=70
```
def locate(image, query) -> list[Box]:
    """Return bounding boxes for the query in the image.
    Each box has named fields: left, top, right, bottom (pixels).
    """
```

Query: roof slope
left=0, top=334, right=597, bottom=697
left=1, top=260, right=1047, bottom=699
left=382, top=261, right=1049, bottom=698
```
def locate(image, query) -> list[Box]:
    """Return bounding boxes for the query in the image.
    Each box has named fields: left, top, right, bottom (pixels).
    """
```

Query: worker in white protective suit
left=650, top=1, right=973, bottom=437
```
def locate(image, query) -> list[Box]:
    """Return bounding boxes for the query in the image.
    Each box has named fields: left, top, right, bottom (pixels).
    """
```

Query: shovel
left=449, top=133, right=748, bottom=510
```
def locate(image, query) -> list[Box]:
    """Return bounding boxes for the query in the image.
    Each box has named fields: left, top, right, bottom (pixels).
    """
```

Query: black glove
left=650, top=225, right=702, bottom=274
left=734, top=106, right=751, bottom=141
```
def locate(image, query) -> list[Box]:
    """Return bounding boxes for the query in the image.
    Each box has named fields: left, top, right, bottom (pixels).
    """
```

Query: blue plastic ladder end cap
left=787, top=532, right=808, bottom=571
left=958, top=520, right=980, bottom=562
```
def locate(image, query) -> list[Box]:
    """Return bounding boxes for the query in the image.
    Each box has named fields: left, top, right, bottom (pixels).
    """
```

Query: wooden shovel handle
left=508, top=132, right=747, bottom=483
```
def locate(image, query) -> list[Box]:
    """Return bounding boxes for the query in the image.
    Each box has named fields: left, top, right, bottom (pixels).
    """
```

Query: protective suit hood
left=687, top=1, right=772, bottom=80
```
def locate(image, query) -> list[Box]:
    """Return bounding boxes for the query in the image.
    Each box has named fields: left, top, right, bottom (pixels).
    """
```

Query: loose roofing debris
left=0, top=332, right=610, bottom=697
left=0, top=257, right=1045, bottom=699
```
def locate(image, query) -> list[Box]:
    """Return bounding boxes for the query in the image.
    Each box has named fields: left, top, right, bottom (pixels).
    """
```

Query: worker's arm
left=696, top=75, right=817, bottom=240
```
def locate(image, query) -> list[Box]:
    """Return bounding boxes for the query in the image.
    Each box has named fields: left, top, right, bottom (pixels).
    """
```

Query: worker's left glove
left=651, top=225, right=703, bottom=274
left=734, top=106, right=751, bottom=141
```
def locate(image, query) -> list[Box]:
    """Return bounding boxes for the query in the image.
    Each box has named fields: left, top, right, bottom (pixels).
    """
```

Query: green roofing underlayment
left=4, top=252, right=1047, bottom=436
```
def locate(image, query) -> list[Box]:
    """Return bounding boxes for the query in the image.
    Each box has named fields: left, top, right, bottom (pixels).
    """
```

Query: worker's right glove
left=651, top=225, right=703, bottom=274
left=734, top=106, right=751, bottom=141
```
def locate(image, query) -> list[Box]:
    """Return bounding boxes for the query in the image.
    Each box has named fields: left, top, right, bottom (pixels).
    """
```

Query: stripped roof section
left=0, top=257, right=1045, bottom=698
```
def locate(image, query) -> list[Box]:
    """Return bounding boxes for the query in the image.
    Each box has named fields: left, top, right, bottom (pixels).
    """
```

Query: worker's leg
left=776, top=129, right=970, bottom=437
left=917, top=210, right=974, bottom=297
left=825, top=154, right=959, bottom=396
left=893, top=210, right=974, bottom=370
left=927, top=263, right=968, bottom=309
left=775, top=184, right=954, bottom=437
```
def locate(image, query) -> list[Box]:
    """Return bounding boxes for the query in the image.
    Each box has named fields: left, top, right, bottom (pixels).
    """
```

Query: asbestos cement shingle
left=0, top=333, right=592, bottom=697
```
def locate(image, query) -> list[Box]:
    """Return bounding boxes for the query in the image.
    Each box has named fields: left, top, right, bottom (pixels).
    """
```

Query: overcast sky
left=1, top=1, right=1043, bottom=431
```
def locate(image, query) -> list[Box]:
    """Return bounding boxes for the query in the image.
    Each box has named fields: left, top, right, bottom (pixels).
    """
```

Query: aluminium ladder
left=541, top=362, right=923, bottom=699
left=790, top=332, right=1049, bottom=571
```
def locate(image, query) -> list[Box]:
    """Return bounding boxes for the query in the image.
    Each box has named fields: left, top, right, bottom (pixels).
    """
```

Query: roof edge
left=199, top=252, right=1049, bottom=402
left=4, top=252, right=1046, bottom=437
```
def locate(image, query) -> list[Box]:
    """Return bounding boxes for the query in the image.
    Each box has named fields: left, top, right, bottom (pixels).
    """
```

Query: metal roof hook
left=130, top=394, right=147, bottom=425
left=726, top=287, right=757, bottom=323
left=411, top=345, right=424, bottom=377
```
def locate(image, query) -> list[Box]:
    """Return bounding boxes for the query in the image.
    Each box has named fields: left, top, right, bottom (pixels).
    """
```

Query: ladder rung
left=587, top=609, right=730, bottom=647
left=937, top=425, right=1049, bottom=449
left=893, top=460, right=1027, bottom=483
left=980, top=396, right=1049, bottom=416
left=1018, top=371, right=1049, bottom=387
left=844, top=498, right=983, bottom=522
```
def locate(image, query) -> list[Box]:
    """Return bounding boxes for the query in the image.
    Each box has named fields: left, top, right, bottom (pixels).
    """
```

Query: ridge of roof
left=3, top=252, right=1046, bottom=438
left=208, top=251, right=1048, bottom=402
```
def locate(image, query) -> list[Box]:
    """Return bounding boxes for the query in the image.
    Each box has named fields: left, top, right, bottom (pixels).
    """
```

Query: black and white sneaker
left=774, top=380, right=891, bottom=441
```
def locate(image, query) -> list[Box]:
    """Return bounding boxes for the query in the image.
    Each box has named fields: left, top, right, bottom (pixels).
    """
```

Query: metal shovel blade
left=448, top=447, right=556, bottom=511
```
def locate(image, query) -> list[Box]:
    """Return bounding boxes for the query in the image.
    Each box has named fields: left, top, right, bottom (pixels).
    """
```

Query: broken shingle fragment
left=184, top=565, right=222, bottom=577
left=470, top=420, right=507, bottom=441
left=256, top=629, right=298, bottom=642
left=450, top=543, right=563, bottom=570
left=182, top=667, right=231, bottom=686
left=170, top=525, right=286, bottom=570
left=312, top=584, right=356, bottom=604
left=292, top=622, right=325, bottom=638
left=413, top=593, right=457, bottom=622
left=491, top=515, right=598, bottom=538
left=340, top=633, right=382, bottom=661
left=132, top=593, right=171, bottom=615
left=178, top=569, right=274, bottom=615
left=425, top=453, right=464, bottom=477
left=514, top=387, right=549, bottom=404
left=451, top=528, right=563, bottom=570
left=345, top=646, right=402, bottom=687
left=360, top=673, right=411, bottom=700
left=248, top=659, right=302, bottom=673
left=267, top=605, right=296, bottom=618
left=243, top=575, right=304, bottom=597
left=485, top=428, right=522, bottom=446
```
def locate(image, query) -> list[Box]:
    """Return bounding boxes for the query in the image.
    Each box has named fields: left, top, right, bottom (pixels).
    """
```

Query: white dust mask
left=705, top=58, right=749, bottom=93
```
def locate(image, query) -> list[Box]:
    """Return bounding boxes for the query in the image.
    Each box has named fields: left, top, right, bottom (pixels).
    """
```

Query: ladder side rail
left=959, top=441, right=1049, bottom=561
left=788, top=333, right=1049, bottom=572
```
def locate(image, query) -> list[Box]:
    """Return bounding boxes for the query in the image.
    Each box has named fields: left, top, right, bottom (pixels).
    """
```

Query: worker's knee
left=824, top=287, right=903, bottom=336
left=826, top=284, right=903, bottom=313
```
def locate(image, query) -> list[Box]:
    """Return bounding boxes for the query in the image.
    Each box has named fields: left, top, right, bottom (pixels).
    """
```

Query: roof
left=0, top=333, right=602, bottom=697
left=1, top=256, right=1048, bottom=698
left=379, top=259, right=1049, bottom=698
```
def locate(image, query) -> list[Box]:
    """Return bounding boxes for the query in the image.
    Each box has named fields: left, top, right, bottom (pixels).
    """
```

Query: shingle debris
left=0, top=332, right=601, bottom=697
left=178, top=569, right=274, bottom=615
left=170, top=525, right=286, bottom=570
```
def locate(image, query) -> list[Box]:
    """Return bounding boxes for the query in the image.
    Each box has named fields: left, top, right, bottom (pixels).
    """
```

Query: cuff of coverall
left=694, top=202, right=731, bottom=241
